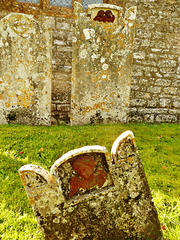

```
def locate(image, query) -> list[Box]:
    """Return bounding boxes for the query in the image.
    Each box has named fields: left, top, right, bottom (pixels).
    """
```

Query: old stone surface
left=0, top=0, right=179, bottom=125
left=0, top=13, right=52, bottom=125
left=71, top=3, right=137, bottom=125
left=19, top=130, right=163, bottom=240
left=51, top=17, right=73, bottom=124
left=126, top=0, right=180, bottom=123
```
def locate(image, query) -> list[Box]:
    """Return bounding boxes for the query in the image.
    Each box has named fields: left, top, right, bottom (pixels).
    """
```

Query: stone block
left=148, top=86, right=162, bottom=94
left=172, top=80, right=180, bottom=87
left=19, top=131, right=163, bottom=240
left=52, top=94, right=71, bottom=105
left=150, top=108, right=169, bottom=114
left=139, top=78, right=150, bottom=85
left=130, top=85, right=140, bottom=90
left=173, top=99, right=180, bottom=108
left=56, top=21, right=71, bottom=31
left=147, top=100, right=159, bottom=107
left=127, top=113, right=143, bottom=122
left=130, top=99, right=147, bottom=107
left=51, top=110, right=70, bottom=124
left=144, top=114, right=155, bottom=123
left=53, top=39, right=66, bottom=46
left=57, top=46, right=72, bottom=52
left=169, top=109, right=179, bottom=115
left=157, top=60, right=177, bottom=68
left=53, top=30, right=69, bottom=41
left=57, top=104, right=71, bottom=112
left=155, top=114, right=178, bottom=123
left=155, top=79, right=171, bottom=86
left=163, top=87, right=179, bottom=95
left=151, top=48, right=162, bottom=52
left=159, top=98, right=171, bottom=108
left=133, top=51, right=146, bottom=59
left=135, top=92, right=151, bottom=99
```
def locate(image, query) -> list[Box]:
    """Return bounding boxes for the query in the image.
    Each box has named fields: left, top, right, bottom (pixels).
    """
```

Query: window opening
left=82, top=0, right=103, bottom=9
left=50, top=0, right=72, bottom=7
left=17, top=0, right=40, bottom=3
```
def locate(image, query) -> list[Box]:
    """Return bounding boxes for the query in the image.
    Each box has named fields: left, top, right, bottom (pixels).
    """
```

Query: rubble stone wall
left=51, top=17, right=73, bottom=125
left=125, top=0, right=180, bottom=123
left=0, top=0, right=179, bottom=124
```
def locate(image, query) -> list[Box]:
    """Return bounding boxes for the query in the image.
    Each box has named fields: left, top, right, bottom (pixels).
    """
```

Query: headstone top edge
left=50, top=145, right=109, bottom=175
left=111, top=130, right=136, bottom=156
left=19, top=164, right=57, bottom=186
left=88, top=3, right=123, bottom=12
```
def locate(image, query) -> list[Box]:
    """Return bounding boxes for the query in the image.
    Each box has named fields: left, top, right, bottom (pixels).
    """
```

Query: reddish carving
left=93, top=10, right=115, bottom=23
left=69, top=155, right=107, bottom=197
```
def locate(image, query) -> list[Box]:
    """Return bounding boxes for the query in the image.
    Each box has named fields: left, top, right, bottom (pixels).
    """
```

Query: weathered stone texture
left=19, top=131, right=164, bottom=239
left=0, top=12, right=52, bottom=125
left=71, top=3, right=137, bottom=125
left=0, top=0, right=179, bottom=125
left=51, top=17, right=73, bottom=124
left=125, top=0, right=180, bottom=123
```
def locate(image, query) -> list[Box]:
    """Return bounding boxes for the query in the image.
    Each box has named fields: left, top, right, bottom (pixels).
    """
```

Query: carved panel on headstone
left=0, top=13, right=52, bottom=125
left=71, top=3, right=137, bottom=125
left=51, top=146, right=114, bottom=200
left=19, top=131, right=164, bottom=240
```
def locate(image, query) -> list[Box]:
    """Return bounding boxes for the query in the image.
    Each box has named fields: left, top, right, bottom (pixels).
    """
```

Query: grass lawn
left=0, top=123, right=179, bottom=239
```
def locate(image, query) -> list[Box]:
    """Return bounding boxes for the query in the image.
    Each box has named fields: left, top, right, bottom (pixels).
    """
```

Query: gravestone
left=71, top=2, right=137, bottom=125
left=19, top=130, right=164, bottom=240
left=0, top=13, right=52, bottom=125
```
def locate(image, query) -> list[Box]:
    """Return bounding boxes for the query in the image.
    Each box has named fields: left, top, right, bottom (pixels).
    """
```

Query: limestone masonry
left=0, top=0, right=179, bottom=125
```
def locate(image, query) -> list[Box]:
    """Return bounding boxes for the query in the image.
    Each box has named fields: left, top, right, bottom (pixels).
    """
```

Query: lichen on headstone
left=19, top=130, right=164, bottom=240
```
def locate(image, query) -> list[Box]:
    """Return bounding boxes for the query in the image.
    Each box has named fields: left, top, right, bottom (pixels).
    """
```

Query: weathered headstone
left=19, top=130, right=164, bottom=240
left=71, top=3, right=137, bottom=125
left=0, top=13, right=52, bottom=125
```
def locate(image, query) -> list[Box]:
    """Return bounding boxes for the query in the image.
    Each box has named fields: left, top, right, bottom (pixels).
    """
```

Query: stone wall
left=51, top=17, right=73, bottom=125
left=0, top=10, right=73, bottom=125
left=0, top=0, right=179, bottom=125
left=51, top=0, right=180, bottom=124
left=125, top=0, right=180, bottom=123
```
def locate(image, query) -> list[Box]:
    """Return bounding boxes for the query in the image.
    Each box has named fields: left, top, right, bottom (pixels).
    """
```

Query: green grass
left=0, top=123, right=179, bottom=239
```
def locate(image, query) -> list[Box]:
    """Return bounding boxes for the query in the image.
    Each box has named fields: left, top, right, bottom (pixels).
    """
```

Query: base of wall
left=127, top=107, right=180, bottom=124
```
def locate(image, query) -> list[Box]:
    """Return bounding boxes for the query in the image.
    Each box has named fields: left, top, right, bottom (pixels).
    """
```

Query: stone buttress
left=71, top=2, right=137, bottom=125
left=0, top=13, right=52, bottom=125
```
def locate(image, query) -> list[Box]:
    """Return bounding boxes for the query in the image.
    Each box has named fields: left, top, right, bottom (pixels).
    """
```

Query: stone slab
left=19, top=130, right=164, bottom=240
left=71, top=3, right=137, bottom=125
left=0, top=13, right=52, bottom=125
